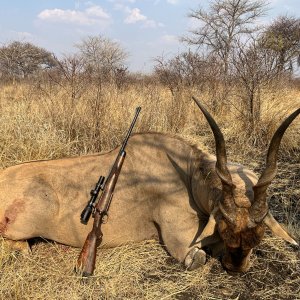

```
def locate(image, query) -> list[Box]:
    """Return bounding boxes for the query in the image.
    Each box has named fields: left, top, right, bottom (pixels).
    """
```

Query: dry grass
left=0, top=235, right=299, bottom=299
left=1, top=81, right=299, bottom=167
left=0, top=81, right=299, bottom=299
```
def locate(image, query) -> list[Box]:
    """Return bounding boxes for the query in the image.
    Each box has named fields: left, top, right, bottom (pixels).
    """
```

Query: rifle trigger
left=102, top=213, right=109, bottom=224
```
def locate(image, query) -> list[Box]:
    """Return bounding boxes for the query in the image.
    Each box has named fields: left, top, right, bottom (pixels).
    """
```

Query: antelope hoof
left=184, top=247, right=207, bottom=270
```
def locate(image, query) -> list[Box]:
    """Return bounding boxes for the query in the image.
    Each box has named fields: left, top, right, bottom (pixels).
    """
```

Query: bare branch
left=182, top=0, right=268, bottom=75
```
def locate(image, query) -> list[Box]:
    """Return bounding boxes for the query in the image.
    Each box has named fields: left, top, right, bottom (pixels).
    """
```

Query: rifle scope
left=80, top=175, right=105, bottom=225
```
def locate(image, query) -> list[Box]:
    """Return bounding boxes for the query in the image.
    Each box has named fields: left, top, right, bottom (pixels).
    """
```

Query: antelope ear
left=198, top=209, right=218, bottom=241
left=263, top=212, right=298, bottom=245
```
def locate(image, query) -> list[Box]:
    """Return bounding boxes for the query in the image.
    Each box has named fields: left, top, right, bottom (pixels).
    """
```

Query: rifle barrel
left=120, top=107, right=141, bottom=153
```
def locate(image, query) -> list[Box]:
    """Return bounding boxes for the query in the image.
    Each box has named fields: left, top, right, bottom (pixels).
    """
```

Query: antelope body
left=0, top=99, right=299, bottom=273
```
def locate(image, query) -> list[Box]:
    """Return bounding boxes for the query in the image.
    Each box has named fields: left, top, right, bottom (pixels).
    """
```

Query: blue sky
left=0, top=0, right=300, bottom=72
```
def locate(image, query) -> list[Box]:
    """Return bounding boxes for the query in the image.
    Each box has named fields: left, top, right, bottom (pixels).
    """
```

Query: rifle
left=76, top=107, right=141, bottom=277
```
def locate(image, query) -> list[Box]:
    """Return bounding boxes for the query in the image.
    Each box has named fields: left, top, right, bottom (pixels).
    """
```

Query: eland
left=0, top=97, right=299, bottom=273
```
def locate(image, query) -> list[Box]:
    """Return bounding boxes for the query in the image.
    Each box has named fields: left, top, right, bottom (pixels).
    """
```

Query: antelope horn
left=263, top=212, right=298, bottom=245
left=250, top=108, right=300, bottom=223
left=192, top=96, right=236, bottom=219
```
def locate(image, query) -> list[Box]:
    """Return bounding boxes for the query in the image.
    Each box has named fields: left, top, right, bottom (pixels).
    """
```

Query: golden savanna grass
left=0, top=81, right=299, bottom=299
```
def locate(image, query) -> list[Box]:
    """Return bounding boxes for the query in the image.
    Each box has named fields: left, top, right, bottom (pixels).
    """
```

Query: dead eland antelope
left=0, top=98, right=299, bottom=273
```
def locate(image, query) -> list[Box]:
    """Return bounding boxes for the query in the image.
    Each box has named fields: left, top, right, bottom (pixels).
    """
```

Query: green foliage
left=261, top=15, right=300, bottom=72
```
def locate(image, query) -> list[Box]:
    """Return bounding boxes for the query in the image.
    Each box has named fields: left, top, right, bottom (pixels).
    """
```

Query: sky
left=0, top=0, right=300, bottom=73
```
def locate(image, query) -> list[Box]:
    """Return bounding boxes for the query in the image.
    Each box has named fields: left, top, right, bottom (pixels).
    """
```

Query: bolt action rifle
left=76, top=107, right=141, bottom=277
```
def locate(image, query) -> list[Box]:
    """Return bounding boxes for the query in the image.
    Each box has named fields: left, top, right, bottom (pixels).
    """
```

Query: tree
left=260, top=15, right=300, bottom=72
left=183, top=0, right=268, bottom=75
left=75, top=35, right=128, bottom=86
left=0, top=41, right=56, bottom=80
left=231, top=36, right=281, bottom=143
left=50, top=54, right=90, bottom=103
left=154, top=51, right=223, bottom=96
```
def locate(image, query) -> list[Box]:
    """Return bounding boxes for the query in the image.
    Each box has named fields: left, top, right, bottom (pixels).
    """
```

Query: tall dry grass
left=0, top=81, right=299, bottom=167
left=0, top=81, right=299, bottom=299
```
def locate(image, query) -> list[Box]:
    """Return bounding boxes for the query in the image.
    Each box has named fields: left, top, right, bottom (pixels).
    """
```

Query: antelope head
left=193, top=96, right=299, bottom=273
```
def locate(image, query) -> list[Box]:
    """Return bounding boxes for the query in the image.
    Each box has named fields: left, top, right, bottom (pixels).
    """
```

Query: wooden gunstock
left=76, top=232, right=102, bottom=277
left=76, top=214, right=103, bottom=277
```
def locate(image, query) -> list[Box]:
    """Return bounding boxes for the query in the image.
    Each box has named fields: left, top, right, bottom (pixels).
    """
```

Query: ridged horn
left=192, top=96, right=236, bottom=219
left=250, top=108, right=300, bottom=223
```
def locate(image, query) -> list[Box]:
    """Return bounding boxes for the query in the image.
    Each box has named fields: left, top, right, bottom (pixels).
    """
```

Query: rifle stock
left=76, top=213, right=104, bottom=277
left=75, top=107, right=141, bottom=277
